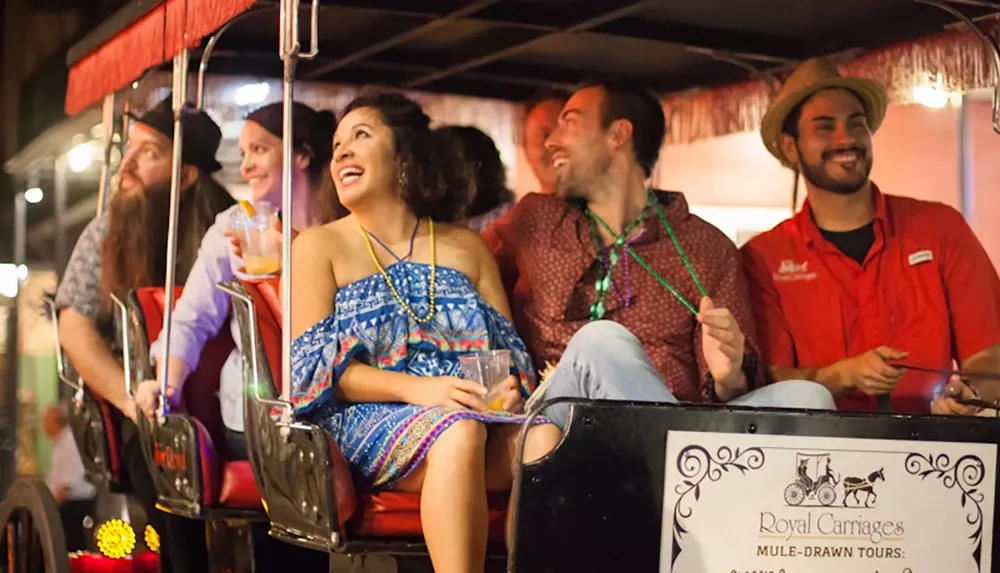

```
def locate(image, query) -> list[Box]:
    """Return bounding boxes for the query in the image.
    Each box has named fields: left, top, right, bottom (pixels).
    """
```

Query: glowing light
left=68, top=143, right=93, bottom=172
left=912, top=73, right=961, bottom=109
left=95, top=519, right=136, bottom=559
left=23, top=187, right=43, bottom=204
left=913, top=84, right=948, bottom=108
left=234, top=82, right=270, bottom=106
left=16, top=265, right=27, bottom=280
left=0, top=264, right=18, bottom=298
left=144, top=524, right=160, bottom=553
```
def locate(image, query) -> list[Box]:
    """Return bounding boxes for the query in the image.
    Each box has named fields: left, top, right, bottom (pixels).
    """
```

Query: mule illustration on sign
left=842, top=468, right=885, bottom=507
left=784, top=452, right=885, bottom=508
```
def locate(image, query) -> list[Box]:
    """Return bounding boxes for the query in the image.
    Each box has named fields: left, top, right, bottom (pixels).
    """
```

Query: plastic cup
left=458, top=350, right=512, bottom=411
left=230, top=202, right=279, bottom=275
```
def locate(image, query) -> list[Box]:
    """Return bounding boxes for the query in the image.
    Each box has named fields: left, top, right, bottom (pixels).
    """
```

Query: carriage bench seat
left=130, top=287, right=264, bottom=517
left=352, top=491, right=509, bottom=540
left=231, top=278, right=509, bottom=554
left=47, top=294, right=129, bottom=492
left=73, top=391, right=126, bottom=490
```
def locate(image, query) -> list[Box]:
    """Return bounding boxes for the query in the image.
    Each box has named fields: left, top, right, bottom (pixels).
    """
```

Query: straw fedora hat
left=761, top=57, right=888, bottom=168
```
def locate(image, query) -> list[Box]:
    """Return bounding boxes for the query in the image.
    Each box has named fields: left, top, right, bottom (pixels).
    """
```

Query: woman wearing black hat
left=135, top=101, right=343, bottom=458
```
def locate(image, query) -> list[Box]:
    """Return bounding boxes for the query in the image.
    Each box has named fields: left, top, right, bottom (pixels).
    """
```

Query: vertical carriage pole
left=278, top=0, right=298, bottom=425
left=95, top=93, right=116, bottom=217
left=158, top=51, right=191, bottom=419
left=277, top=0, right=319, bottom=422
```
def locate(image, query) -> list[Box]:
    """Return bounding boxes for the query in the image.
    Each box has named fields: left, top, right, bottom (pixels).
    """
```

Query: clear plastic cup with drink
left=230, top=201, right=280, bottom=276
left=458, top=350, right=512, bottom=412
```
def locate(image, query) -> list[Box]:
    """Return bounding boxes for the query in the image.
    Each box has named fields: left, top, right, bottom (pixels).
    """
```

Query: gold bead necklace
left=358, top=218, right=437, bottom=324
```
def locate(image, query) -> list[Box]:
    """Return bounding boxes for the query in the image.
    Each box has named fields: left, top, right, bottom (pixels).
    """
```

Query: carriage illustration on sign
left=784, top=452, right=840, bottom=506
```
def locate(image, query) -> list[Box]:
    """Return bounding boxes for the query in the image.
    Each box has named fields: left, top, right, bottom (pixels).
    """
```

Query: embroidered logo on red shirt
left=774, top=260, right=817, bottom=282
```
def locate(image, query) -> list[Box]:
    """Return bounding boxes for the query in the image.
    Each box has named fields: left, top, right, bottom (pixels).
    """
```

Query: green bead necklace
left=585, top=189, right=708, bottom=320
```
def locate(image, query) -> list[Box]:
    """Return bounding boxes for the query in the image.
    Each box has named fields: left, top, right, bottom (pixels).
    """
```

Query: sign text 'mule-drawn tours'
left=659, top=432, right=996, bottom=573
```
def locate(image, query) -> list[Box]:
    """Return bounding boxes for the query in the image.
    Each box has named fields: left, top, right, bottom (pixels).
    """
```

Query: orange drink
left=243, top=255, right=280, bottom=275
left=230, top=201, right=279, bottom=276
left=458, top=350, right=512, bottom=412
left=487, top=394, right=508, bottom=411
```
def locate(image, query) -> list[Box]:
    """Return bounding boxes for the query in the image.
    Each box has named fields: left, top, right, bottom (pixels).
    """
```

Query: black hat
left=128, top=95, right=224, bottom=173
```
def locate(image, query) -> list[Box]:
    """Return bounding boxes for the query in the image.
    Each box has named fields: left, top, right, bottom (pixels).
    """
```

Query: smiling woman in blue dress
left=289, top=92, right=562, bottom=573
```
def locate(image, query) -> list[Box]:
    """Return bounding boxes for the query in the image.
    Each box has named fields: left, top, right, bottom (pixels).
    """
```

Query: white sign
left=660, top=431, right=996, bottom=573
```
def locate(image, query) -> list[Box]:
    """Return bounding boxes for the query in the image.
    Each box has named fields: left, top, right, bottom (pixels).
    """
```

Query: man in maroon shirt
left=484, top=80, right=834, bottom=427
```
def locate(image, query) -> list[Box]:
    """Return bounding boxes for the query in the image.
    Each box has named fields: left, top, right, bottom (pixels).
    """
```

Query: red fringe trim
left=64, top=0, right=256, bottom=116
left=663, top=18, right=1000, bottom=144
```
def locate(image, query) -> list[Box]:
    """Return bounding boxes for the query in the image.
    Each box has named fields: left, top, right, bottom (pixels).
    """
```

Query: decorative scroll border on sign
left=668, top=445, right=988, bottom=570
left=904, top=453, right=986, bottom=568
left=670, top=445, right=766, bottom=568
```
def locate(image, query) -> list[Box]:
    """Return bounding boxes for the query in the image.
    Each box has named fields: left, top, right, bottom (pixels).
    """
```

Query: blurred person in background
left=519, top=88, right=570, bottom=198
left=42, top=403, right=97, bottom=552
left=436, top=125, right=515, bottom=232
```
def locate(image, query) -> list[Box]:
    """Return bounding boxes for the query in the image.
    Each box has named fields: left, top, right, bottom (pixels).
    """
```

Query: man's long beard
left=100, top=181, right=172, bottom=302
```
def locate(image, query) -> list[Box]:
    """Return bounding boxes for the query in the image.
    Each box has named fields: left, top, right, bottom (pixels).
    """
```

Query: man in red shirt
left=741, top=57, right=1000, bottom=415
left=485, top=79, right=834, bottom=428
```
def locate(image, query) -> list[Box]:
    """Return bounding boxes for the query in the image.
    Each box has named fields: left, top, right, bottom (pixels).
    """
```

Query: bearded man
left=485, top=79, right=834, bottom=429
left=741, top=58, right=1000, bottom=415
left=55, top=95, right=233, bottom=572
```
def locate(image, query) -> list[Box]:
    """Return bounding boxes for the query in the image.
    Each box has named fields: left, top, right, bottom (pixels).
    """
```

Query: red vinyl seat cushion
left=350, top=492, right=509, bottom=540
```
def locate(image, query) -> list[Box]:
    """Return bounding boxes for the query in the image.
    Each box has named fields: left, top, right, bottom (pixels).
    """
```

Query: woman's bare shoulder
left=435, top=222, right=489, bottom=252
left=297, top=217, right=353, bottom=250
left=433, top=222, right=495, bottom=283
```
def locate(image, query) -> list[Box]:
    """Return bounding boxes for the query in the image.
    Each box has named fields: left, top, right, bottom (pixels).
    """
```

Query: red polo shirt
left=741, top=185, right=1000, bottom=413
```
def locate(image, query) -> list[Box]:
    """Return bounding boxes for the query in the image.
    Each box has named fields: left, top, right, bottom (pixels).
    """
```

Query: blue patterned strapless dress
left=290, top=262, right=544, bottom=489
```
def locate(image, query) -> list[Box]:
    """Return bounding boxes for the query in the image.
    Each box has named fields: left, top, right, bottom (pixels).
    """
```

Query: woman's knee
left=427, top=419, right=488, bottom=463
left=523, top=423, right=563, bottom=464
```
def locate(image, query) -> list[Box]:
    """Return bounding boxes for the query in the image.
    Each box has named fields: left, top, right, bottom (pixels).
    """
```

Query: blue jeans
left=542, top=321, right=836, bottom=428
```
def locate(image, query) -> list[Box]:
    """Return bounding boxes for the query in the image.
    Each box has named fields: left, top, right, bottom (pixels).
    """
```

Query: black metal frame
left=510, top=398, right=1000, bottom=572
left=64, top=0, right=1000, bottom=104
left=118, top=288, right=267, bottom=573
left=222, top=281, right=343, bottom=552
left=43, top=293, right=129, bottom=494
left=308, top=0, right=999, bottom=98
left=124, top=289, right=263, bottom=521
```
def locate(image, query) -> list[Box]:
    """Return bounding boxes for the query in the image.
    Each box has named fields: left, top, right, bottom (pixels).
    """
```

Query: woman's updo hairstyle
left=245, top=101, right=343, bottom=222
left=434, top=125, right=512, bottom=218
left=339, top=92, right=473, bottom=222
left=245, top=101, right=336, bottom=184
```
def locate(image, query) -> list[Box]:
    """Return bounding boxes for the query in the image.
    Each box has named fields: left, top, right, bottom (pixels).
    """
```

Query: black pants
left=58, top=498, right=95, bottom=552
left=119, top=417, right=209, bottom=573
left=224, top=428, right=247, bottom=461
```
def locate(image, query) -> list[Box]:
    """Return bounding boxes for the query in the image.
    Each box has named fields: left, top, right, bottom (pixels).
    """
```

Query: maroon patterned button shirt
left=483, top=190, right=765, bottom=402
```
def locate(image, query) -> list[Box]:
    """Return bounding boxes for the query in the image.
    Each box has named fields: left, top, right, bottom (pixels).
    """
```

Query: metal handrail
left=108, top=292, right=133, bottom=399
left=44, top=296, right=83, bottom=397
left=916, top=0, right=1000, bottom=134
left=276, top=0, right=320, bottom=424
left=157, top=52, right=190, bottom=421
